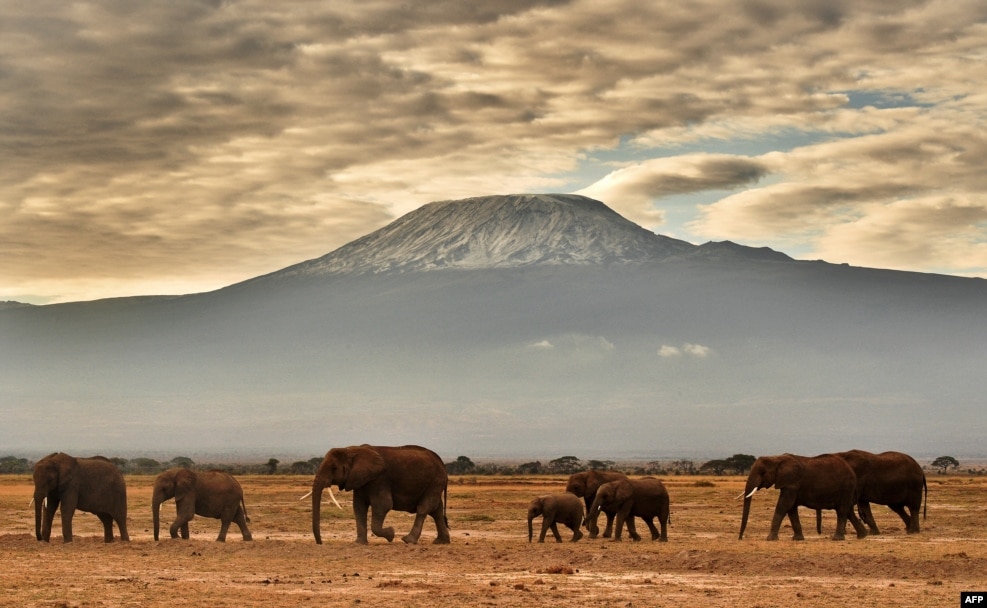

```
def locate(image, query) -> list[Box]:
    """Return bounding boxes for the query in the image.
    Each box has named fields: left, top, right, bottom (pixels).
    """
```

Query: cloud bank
left=2, top=0, right=986, bottom=301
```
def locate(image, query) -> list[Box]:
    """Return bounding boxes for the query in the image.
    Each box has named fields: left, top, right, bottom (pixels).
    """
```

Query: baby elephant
left=152, top=468, right=252, bottom=542
left=585, top=478, right=670, bottom=542
left=528, top=493, right=585, bottom=543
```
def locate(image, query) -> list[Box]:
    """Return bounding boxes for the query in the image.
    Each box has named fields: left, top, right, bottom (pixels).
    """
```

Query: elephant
left=584, top=478, right=669, bottom=542
left=739, top=453, right=867, bottom=541
left=32, top=452, right=129, bottom=543
left=565, top=470, right=628, bottom=538
left=310, top=444, right=451, bottom=545
left=152, top=468, right=253, bottom=542
left=527, top=493, right=584, bottom=543
left=814, top=449, right=928, bottom=535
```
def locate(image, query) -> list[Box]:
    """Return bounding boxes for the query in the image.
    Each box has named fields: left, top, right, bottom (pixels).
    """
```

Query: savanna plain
left=1, top=473, right=984, bottom=607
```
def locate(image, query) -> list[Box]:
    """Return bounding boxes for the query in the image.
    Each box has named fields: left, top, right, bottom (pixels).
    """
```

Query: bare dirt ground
left=1, top=473, right=984, bottom=607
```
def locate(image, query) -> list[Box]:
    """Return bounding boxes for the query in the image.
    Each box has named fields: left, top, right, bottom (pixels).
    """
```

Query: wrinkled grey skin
left=815, top=450, right=927, bottom=535
left=740, top=453, right=867, bottom=541
left=528, top=493, right=584, bottom=543
left=311, top=444, right=450, bottom=545
left=565, top=470, right=627, bottom=538
left=33, top=452, right=129, bottom=543
left=152, top=468, right=252, bottom=542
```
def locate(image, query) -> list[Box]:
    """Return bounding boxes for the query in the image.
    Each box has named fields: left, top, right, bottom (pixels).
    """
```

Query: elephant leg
left=216, top=518, right=232, bottom=542
left=369, top=495, right=395, bottom=542
left=352, top=495, right=370, bottom=544
left=233, top=507, right=253, bottom=541
left=643, top=516, right=661, bottom=541
left=549, top=522, right=563, bottom=543
left=42, top=497, right=58, bottom=542
left=658, top=510, right=669, bottom=542
left=97, top=513, right=115, bottom=543
left=847, top=506, right=868, bottom=539
left=601, top=512, right=616, bottom=538
left=886, top=504, right=910, bottom=532
left=767, top=495, right=793, bottom=541
left=430, top=505, right=451, bottom=545
left=115, top=514, right=129, bottom=542
left=858, top=501, right=880, bottom=534
left=898, top=503, right=921, bottom=534
left=59, top=501, right=76, bottom=543
left=402, top=511, right=427, bottom=545
left=569, top=522, right=583, bottom=542
left=787, top=506, right=805, bottom=541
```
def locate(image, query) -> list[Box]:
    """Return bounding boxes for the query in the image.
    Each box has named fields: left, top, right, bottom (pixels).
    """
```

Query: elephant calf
left=528, top=493, right=584, bottom=543
left=153, top=468, right=252, bottom=542
left=585, top=478, right=670, bottom=542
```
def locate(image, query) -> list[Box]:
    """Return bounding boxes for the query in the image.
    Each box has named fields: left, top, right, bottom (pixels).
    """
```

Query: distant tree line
left=442, top=454, right=761, bottom=476
left=0, top=454, right=979, bottom=476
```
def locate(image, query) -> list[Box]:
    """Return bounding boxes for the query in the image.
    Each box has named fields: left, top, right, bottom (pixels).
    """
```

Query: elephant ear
left=614, top=480, right=634, bottom=504
left=175, top=469, right=196, bottom=500
left=56, top=454, right=77, bottom=490
left=344, top=446, right=386, bottom=490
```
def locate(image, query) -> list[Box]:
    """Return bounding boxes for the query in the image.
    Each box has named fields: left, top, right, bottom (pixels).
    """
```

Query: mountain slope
left=1, top=193, right=986, bottom=459
left=250, top=194, right=698, bottom=281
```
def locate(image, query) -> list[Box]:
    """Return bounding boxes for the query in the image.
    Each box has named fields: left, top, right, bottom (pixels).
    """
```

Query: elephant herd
left=30, top=446, right=927, bottom=546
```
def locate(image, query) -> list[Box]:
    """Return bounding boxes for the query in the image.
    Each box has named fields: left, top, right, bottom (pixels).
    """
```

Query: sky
left=3, top=0, right=987, bottom=304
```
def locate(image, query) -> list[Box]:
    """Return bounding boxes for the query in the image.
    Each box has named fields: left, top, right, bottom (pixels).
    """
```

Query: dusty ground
left=1, top=473, right=984, bottom=607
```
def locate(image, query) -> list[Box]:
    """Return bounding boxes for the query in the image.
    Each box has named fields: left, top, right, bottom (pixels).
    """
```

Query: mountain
left=243, top=194, right=696, bottom=283
left=2, top=194, right=986, bottom=460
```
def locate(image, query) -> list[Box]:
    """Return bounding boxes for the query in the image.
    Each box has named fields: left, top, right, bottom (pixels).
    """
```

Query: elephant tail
left=242, top=498, right=251, bottom=524
left=443, top=485, right=450, bottom=531
left=922, top=475, right=928, bottom=521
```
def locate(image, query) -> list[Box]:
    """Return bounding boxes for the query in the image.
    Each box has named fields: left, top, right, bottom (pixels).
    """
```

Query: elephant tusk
left=326, top=486, right=342, bottom=509
left=299, top=488, right=342, bottom=509
left=734, top=491, right=746, bottom=500
left=29, top=497, right=34, bottom=507
left=745, top=487, right=759, bottom=499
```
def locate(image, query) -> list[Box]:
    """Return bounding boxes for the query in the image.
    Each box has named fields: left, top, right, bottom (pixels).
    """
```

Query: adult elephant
left=527, top=493, right=584, bottom=543
left=152, top=468, right=253, bottom=542
left=739, top=453, right=867, bottom=541
left=584, top=478, right=669, bottom=542
left=310, top=444, right=451, bottom=545
left=565, top=470, right=627, bottom=538
left=32, top=452, right=129, bottom=543
left=815, top=449, right=927, bottom=535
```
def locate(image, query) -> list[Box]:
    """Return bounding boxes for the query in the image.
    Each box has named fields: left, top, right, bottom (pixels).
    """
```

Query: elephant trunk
left=34, top=491, right=43, bottom=541
left=527, top=514, right=534, bottom=542
left=311, top=479, right=325, bottom=545
left=585, top=496, right=603, bottom=534
left=739, top=475, right=760, bottom=540
left=152, top=495, right=163, bottom=541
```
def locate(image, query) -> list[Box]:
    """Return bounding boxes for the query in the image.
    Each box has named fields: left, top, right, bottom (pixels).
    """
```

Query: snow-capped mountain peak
left=274, top=194, right=694, bottom=278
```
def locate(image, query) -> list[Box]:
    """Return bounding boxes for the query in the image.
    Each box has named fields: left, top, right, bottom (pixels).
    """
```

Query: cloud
left=528, top=340, right=555, bottom=350
left=577, top=154, right=769, bottom=227
left=2, top=0, right=987, bottom=301
left=659, top=343, right=713, bottom=358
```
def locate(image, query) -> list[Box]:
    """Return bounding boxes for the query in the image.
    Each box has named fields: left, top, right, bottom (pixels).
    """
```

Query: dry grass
left=1, top=473, right=984, bottom=607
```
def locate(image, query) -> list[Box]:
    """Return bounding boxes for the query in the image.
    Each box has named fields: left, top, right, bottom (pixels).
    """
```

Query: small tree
left=587, top=459, right=615, bottom=471
left=548, top=456, right=583, bottom=475
left=699, top=459, right=730, bottom=475
left=265, top=458, right=280, bottom=474
left=445, top=456, right=476, bottom=475
left=290, top=461, right=316, bottom=474
left=724, top=454, right=756, bottom=475
left=931, top=456, right=960, bottom=474
left=516, top=461, right=543, bottom=475
left=169, top=456, right=195, bottom=469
